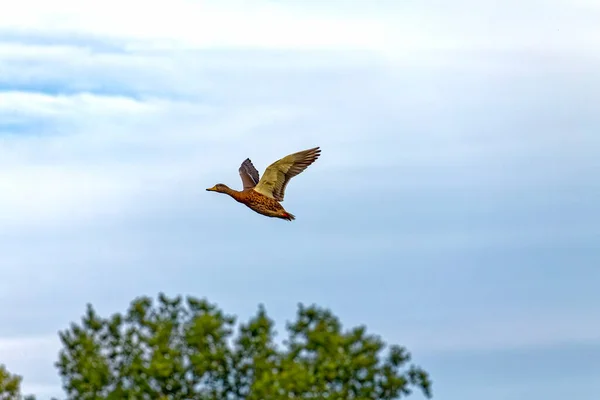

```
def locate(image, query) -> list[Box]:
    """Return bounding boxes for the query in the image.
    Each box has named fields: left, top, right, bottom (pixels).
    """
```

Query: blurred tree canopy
left=0, top=364, right=23, bottom=400
left=0, top=364, right=35, bottom=400
left=55, top=293, right=432, bottom=400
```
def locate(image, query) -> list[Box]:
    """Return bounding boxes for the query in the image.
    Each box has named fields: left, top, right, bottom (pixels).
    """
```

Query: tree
left=56, top=293, right=432, bottom=400
left=0, top=364, right=35, bottom=400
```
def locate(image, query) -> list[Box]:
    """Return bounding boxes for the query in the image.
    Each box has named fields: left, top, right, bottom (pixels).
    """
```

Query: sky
left=0, top=0, right=599, bottom=398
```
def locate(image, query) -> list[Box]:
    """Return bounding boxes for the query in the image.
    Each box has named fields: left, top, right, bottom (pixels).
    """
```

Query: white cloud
left=0, top=91, right=158, bottom=119
left=0, top=0, right=387, bottom=50
left=0, top=0, right=595, bottom=59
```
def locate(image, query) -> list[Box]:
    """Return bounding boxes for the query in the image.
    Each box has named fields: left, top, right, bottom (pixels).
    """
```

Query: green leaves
left=0, top=364, right=22, bottom=400
left=55, top=293, right=432, bottom=399
left=0, top=364, right=36, bottom=400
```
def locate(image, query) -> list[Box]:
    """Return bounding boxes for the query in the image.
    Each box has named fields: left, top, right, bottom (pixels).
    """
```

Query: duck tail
left=282, top=211, right=295, bottom=221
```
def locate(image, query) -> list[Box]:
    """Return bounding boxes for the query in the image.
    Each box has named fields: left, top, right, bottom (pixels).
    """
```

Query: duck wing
left=239, top=158, right=260, bottom=190
left=253, top=147, right=321, bottom=201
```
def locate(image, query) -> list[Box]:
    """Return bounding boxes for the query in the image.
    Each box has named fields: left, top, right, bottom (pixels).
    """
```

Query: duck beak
left=206, top=186, right=217, bottom=192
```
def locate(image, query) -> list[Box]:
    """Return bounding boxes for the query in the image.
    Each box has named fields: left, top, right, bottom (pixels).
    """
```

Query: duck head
left=206, top=183, right=230, bottom=193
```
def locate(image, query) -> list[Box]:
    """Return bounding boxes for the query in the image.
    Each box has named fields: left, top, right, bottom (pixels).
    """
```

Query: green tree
left=56, top=293, right=432, bottom=400
left=0, top=364, right=36, bottom=400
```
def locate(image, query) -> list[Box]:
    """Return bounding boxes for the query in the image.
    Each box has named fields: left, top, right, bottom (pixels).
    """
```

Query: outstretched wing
left=239, top=158, right=260, bottom=190
left=253, top=147, right=321, bottom=201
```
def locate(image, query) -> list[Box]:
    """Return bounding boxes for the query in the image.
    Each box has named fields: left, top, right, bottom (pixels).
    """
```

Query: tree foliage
left=0, top=364, right=35, bottom=400
left=0, top=364, right=22, bottom=400
left=56, top=293, right=432, bottom=400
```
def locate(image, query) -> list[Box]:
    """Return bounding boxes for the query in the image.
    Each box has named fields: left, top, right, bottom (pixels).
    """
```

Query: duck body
left=208, top=184, right=295, bottom=221
left=206, top=147, right=320, bottom=221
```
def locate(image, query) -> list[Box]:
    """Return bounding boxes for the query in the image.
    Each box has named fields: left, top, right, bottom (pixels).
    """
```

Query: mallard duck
left=206, top=147, right=321, bottom=221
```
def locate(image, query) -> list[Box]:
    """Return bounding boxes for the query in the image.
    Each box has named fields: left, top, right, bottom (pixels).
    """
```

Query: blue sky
left=0, top=0, right=599, bottom=399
